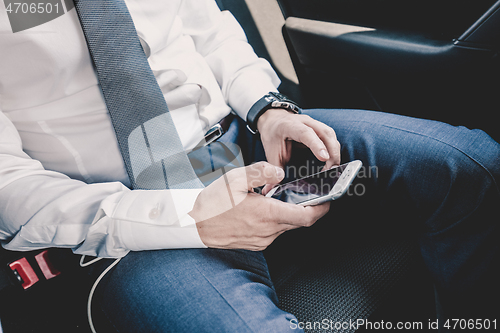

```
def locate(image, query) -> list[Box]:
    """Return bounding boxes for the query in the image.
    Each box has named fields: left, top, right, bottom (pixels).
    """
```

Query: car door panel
left=279, top=0, right=498, bottom=41
left=457, top=1, right=500, bottom=47
left=285, top=18, right=495, bottom=77
left=280, top=0, right=500, bottom=141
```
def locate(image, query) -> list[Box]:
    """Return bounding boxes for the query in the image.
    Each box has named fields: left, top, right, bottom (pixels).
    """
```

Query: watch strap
left=246, top=92, right=301, bottom=134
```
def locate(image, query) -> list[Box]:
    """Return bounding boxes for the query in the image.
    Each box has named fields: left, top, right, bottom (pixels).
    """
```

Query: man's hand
left=257, top=108, right=341, bottom=171
left=189, top=162, right=330, bottom=251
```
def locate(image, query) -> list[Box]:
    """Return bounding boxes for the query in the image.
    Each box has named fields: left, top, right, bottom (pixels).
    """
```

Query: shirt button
left=149, top=207, right=160, bottom=219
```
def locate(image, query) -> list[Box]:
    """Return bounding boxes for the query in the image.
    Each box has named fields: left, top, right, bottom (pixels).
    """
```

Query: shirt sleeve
left=178, top=0, right=281, bottom=121
left=0, top=110, right=206, bottom=258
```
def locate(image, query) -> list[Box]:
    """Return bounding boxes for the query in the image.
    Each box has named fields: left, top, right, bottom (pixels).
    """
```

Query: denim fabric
left=92, top=249, right=295, bottom=333
left=94, top=109, right=499, bottom=332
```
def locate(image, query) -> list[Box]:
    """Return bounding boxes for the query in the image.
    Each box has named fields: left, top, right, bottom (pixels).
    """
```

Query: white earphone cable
left=80, top=256, right=122, bottom=333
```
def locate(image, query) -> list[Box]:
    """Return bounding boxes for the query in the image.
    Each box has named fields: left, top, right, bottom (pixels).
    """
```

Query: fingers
left=261, top=183, right=275, bottom=196
left=267, top=140, right=293, bottom=171
left=242, top=162, right=285, bottom=191
left=269, top=199, right=331, bottom=227
left=195, top=185, right=330, bottom=251
left=298, top=115, right=341, bottom=168
left=242, top=200, right=331, bottom=251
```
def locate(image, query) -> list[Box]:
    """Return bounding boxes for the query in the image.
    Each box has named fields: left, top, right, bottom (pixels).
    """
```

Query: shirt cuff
left=110, top=188, right=206, bottom=251
left=228, top=63, right=281, bottom=121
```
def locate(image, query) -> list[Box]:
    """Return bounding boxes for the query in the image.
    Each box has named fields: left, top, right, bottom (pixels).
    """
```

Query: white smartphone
left=265, top=160, right=363, bottom=206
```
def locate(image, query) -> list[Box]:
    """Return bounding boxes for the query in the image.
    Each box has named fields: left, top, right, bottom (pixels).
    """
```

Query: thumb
left=244, top=162, right=285, bottom=191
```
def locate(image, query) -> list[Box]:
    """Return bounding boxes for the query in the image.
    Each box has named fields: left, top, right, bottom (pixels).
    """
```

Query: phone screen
left=270, top=163, right=348, bottom=204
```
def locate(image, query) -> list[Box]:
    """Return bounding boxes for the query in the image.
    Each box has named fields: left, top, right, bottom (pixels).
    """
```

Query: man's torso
left=0, top=0, right=232, bottom=185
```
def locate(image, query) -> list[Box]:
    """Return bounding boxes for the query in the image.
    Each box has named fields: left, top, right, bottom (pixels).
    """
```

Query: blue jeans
left=92, top=109, right=499, bottom=332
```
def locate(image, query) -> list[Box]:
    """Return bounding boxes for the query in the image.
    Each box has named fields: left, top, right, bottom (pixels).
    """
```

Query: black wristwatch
left=246, top=92, right=301, bottom=134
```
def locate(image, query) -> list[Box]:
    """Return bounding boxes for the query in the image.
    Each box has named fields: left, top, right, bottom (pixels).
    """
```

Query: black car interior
left=280, top=0, right=500, bottom=143
left=1, top=1, right=498, bottom=332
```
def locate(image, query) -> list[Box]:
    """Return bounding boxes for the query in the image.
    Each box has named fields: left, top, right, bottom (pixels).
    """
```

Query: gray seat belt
left=74, top=0, right=203, bottom=190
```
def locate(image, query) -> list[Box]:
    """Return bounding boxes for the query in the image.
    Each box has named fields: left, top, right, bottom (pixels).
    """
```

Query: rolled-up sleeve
left=0, top=111, right=205, bottom=258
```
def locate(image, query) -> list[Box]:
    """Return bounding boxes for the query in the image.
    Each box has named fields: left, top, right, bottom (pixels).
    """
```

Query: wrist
left=246, top=92, right=301, bottom=134
left=257, top=108, right=291, bottom=133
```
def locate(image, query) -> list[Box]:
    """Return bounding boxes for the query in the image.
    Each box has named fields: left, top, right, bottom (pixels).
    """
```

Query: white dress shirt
left=0, top=0, right=280, bottom=257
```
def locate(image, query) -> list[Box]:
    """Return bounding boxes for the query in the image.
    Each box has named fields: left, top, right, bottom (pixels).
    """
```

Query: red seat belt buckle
left=8, top=250, right=61, bottom=290
left=8, top=257, right=39, bottom=290
left=35, top=250, right=61, bottom=280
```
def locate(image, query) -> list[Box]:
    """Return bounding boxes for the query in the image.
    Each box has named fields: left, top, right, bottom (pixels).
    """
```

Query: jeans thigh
left=265, top=109, right=499, bottom=318
left=92, top=248, right=300, bottom=333
left=250, top=108, right=499, bottom=232
left=300, top=109, right=499, bottom=232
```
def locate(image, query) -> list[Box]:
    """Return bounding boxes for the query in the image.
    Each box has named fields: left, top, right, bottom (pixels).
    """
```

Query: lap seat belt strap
left=73, top=0, right=203, bottom=190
